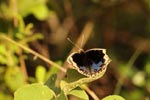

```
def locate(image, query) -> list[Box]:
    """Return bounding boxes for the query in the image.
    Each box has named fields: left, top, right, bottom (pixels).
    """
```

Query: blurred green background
left=0, top=0, right=150, bottom=100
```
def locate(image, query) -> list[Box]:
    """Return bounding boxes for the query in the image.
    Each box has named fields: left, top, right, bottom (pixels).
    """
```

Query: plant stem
left=114, top=46, right=143, bottom=94
left=0, top=34, right=66, bottom=73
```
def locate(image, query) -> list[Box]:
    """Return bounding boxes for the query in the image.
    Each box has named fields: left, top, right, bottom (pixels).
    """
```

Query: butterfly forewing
left=67, top=48, right=111, bottom=77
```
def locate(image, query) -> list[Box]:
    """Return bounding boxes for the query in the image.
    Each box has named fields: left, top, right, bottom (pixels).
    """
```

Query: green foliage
left=0, top=1, right=45, bottom=99
left=61, top=68, right=107, bottom=95
left=14, top=83, right=56, bottom=100
left=0, top=45, right=7, bottom=64
left=68, top=87, right=89, bottom=100
left=54, top=92, right=67, bottom=100
left=35, top=65, right=46, bottom=83
left=0, top=0, right=149, bottom=100
left=12, top=66, right=107, bottom=100
left=121, top=89, right=144, bottom=100
left=17, top=0, right=49, bottom=20
left=45, top=74, right=60, bottom=95
left=102, top=95, right=125, bottom=100
left=5, top=66, right=25, bottom=91
left=13, top=67, right=107, bottom=100
left=46, top=61, right=61, bottom=79
left=144, top=58, right=150, bottom=75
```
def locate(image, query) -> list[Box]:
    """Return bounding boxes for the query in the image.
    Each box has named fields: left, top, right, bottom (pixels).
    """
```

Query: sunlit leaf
left=62, top=67, right=107, bottom=94
left=31, top=3, right=49, bottom=20
left=18, top=0, right=49, bottom=20
left=14, top=83, right=56, bottom=100
left=102, top=95, right=125, bottom=100
left=35, top=65, right=46, bottom=83
left=69, top=87, right=89, bottom=100
left=5, top=66, right=25, bottom=91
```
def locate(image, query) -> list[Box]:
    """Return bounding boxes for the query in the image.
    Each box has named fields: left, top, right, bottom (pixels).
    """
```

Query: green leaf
left=62, top=67, right=107, bottom=94
left=35, top=65, right=46, bottom=83
left=54, top=92, right=67, bottom=100
left=18, top=0, right=49, bottom=20
left=68, top=87, right=89, bottom=100
left=64, top=69, right=86, bottom=83
left=60, top=80, right=69, bottom=91
left=31, top=3, right=49, bottom=20
left=5, top=66, right=25, bottom=91
left=102, top=95, right=125, bottom=100
left=45, top=74, right=57, bottom=88
left=14, top=83, right=56, bottom=100
left=45, top=74, right=60, bottom=95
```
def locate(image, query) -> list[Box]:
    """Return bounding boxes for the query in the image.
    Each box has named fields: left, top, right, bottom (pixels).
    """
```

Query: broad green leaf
left=62, top=67, right=107, bottom=94
left=18, top=0, right=49, bottom=20
left=35, top=65, right=46, bottom=83
left=5, top=66, right=25, bottom=91
left=45, top=74, right=57, bottom=88
left=14, top=83, right=56, bottom=100
left=60, top=80, right=69, bottom=91
left=54, top=92, right=67, bottom=100
left=45, top=74, right=60, bottom=95
left=69, top=87, right=89, bottom=100
left=65, top=69, right=86, bottom=83
left=31, top=3, right=49, bottom=20
left=102, top=95, right=125, bottom=100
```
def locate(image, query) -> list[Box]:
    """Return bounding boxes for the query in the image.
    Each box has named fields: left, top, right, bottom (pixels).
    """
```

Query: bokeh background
left=0, top=0, right=150, bottom=100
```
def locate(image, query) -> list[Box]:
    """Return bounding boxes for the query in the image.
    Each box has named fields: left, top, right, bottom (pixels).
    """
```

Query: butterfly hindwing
left=67, top=48, right=111, bottom=77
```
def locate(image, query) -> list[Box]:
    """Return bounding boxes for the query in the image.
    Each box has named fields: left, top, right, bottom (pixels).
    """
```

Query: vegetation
left=0, top=0, right=149, bottom=100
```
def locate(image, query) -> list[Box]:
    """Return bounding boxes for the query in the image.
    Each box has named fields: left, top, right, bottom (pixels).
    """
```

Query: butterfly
left=67, top=48, right=111, bottom=77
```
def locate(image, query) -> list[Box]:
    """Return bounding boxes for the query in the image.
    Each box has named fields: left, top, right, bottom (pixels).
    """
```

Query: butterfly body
left=67, top=48, right=111, bottom=77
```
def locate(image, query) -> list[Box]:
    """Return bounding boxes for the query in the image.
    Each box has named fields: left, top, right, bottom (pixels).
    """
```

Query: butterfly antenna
left=67, top=38, right=82, bottom=50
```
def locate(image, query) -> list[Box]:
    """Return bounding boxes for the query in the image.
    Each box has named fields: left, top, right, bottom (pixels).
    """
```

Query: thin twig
left=18, top=48, right=28, bottom=82
left=82, top=85, right=100, bottom=100
left=0, top=34, right=66, bottom=73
